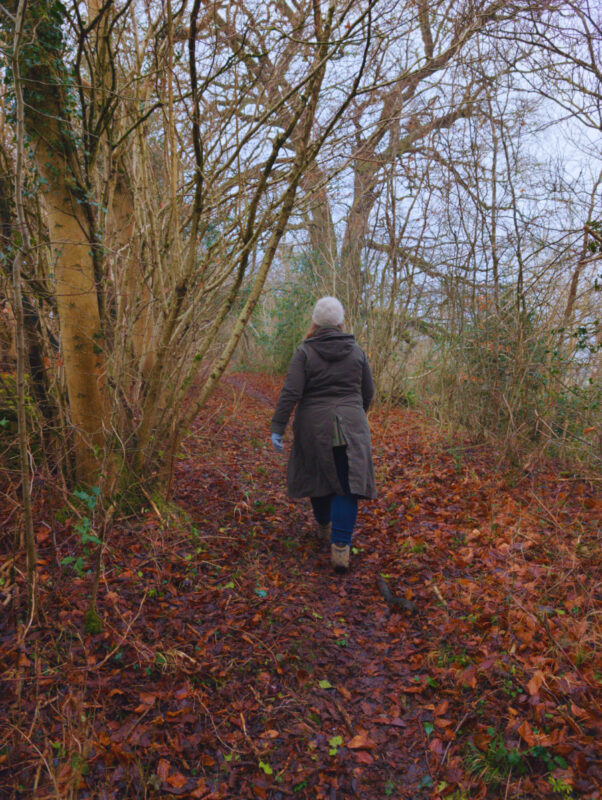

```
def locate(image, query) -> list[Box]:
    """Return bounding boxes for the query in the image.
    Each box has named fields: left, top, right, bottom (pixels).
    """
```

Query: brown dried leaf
left=348, top=731, right=376, bottom=749
left=527, top=670, right=545, bottom=696
left=157, top=758, right=170, bottom=782
left=167, top=772, right=188, bottom=788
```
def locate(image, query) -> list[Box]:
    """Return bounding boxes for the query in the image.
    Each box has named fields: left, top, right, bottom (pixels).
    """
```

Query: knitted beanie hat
left=312, top=296, right=345, bottom=327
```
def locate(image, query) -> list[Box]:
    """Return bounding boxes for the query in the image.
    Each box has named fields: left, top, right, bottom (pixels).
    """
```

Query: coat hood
left=305, top=328, right=356, bottom=362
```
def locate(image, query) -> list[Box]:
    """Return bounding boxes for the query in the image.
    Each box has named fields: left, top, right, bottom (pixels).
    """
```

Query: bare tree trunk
left=302, top=168, right=339, bottom=286
left=563, top=176, right=602, bottom=330
left=108, top=164, right=154, bottom=374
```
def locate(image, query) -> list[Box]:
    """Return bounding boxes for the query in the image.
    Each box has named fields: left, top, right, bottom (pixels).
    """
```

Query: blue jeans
left=310, top=446, right=358, bottom=546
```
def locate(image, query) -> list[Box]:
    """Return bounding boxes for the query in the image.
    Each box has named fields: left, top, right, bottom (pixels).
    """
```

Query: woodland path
left=1, top=373, right=600, bottom=799
left=170, top=373, right=600, bottom=799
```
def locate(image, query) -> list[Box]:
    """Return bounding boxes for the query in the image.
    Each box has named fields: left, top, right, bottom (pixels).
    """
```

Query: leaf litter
left=0, top=373, right=600, bottom=799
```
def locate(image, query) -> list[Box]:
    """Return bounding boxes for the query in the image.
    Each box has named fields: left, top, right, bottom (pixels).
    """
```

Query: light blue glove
left=271, top=433, right=283, bottom=453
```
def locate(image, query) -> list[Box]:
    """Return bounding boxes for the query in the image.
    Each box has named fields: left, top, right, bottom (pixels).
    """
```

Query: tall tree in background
left=517, top=0, right=602, bottom=333
left=293, top=0, right=558, bottom=323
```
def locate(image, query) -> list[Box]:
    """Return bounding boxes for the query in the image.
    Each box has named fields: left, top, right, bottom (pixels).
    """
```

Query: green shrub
left=237, top=253, right=319, bottom=373
left=410, top=291, right=601, bottom=470
left=0, top=371, right=41, bottom=471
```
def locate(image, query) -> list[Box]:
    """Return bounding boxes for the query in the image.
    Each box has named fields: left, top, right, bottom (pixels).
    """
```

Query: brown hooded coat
left=271, top=328, right=376, bottom=499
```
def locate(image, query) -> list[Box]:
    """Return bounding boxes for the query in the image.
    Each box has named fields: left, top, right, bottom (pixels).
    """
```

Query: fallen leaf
left=353, top=750, right=374, bottom=764
left=458, top=665, right=477, bottom=688
left=138, top=692, right=157, bottom=706
left=167, top=772, right=188, bottom=788
left=348, top=731, right=376, bottom=749
left=429, top=737, right=444, bottom=758
left=474, top=731, right=492, bottom=751
left=518, top=720, right=536, bottom=747
left=434, top=699, right=449, bottom=716
left=157, top=758, right=170, bottom=782
left=527, top=670, right=545, bottom=696
left=190, top=780, right=208, bottom=799
left=373, top=716, right=407, bottom=728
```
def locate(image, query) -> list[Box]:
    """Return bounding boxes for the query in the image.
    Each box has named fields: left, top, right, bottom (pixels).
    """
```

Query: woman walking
left=270, top=297, right=376, bottom=572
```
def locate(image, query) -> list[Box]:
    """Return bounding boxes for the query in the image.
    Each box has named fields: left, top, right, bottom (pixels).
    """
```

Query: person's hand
left=271, top=433, right=283, bottom=453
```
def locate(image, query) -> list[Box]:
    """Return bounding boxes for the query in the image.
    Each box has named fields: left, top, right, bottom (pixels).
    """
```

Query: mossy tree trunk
left=17, top=0, right=107, bottom=485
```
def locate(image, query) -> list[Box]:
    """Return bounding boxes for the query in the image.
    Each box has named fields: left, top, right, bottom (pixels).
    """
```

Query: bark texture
left=19, top=3, right=107, bottom=483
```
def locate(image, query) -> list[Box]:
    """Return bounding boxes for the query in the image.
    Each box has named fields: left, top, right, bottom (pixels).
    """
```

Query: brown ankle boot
left=331, top=543, right=350, bottom=572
